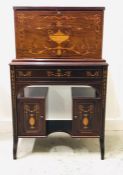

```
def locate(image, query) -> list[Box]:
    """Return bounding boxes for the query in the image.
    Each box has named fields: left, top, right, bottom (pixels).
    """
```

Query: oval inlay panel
left=82, top=117, right=89, bottom=127
left=29, top=116, right=35, bottom=128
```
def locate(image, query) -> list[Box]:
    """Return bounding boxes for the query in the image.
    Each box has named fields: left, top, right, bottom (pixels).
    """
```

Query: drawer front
left=72, top=99, right=101, bottom=136
left=15, top=68, right=102, bottom=80
left=17, top=98, right=46, bottom=136
left=15, top=10, right=103, bottom=58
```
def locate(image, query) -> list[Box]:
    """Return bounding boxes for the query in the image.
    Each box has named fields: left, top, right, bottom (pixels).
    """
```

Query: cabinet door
left=17, top=98, right=46, bottom=136
left=72, top=99, right=101, bottom=136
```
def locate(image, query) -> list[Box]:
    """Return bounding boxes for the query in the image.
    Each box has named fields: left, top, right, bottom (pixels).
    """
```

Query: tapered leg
left=100, top=136, right=104, bottom=160
left=13, top=137, right=18, bottom=160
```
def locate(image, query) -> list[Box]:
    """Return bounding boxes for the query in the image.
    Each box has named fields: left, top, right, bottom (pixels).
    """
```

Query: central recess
left=18, top=85, right=97, bottom=120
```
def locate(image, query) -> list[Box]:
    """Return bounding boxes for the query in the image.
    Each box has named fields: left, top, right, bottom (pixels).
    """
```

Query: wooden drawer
left=15, top=68, right=103, bottom=80
left=72, top=87, right=101, bottom=136
left=17, top=87, right=48, bottom=136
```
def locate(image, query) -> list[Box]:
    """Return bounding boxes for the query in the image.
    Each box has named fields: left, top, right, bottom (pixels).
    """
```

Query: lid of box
left=14, top=7, right=104, bottom=60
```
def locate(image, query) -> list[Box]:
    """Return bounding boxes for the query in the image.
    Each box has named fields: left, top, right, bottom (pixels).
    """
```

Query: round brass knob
left=74, top=116, right=78, bottom=119
left=40, top=116, right=44, bottom=119
left=57, top=11, right=61, bottom=15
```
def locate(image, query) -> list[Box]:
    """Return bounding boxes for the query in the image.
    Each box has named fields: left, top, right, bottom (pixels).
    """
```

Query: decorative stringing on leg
left=99, top=68, right=108, bottom=160
left=10, top=66, right=18, bottom=160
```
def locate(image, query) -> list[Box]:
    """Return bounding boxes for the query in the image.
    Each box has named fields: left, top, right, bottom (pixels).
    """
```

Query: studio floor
left=0, top=127, right=123, bottom=175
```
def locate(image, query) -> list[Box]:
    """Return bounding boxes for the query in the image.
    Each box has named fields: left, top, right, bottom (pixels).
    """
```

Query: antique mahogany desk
left=10, top=7, right=108, bottom=159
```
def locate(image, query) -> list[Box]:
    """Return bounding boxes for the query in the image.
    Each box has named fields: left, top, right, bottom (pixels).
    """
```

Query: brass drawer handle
left=47, top=69, right=71, bottom=77
left=86, top=71, right=99, bottom=77
left=17, top=71, right=32, bottom=77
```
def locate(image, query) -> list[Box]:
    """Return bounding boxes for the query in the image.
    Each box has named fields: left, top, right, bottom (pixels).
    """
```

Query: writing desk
left=10, top=7, right=108, bottom=159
